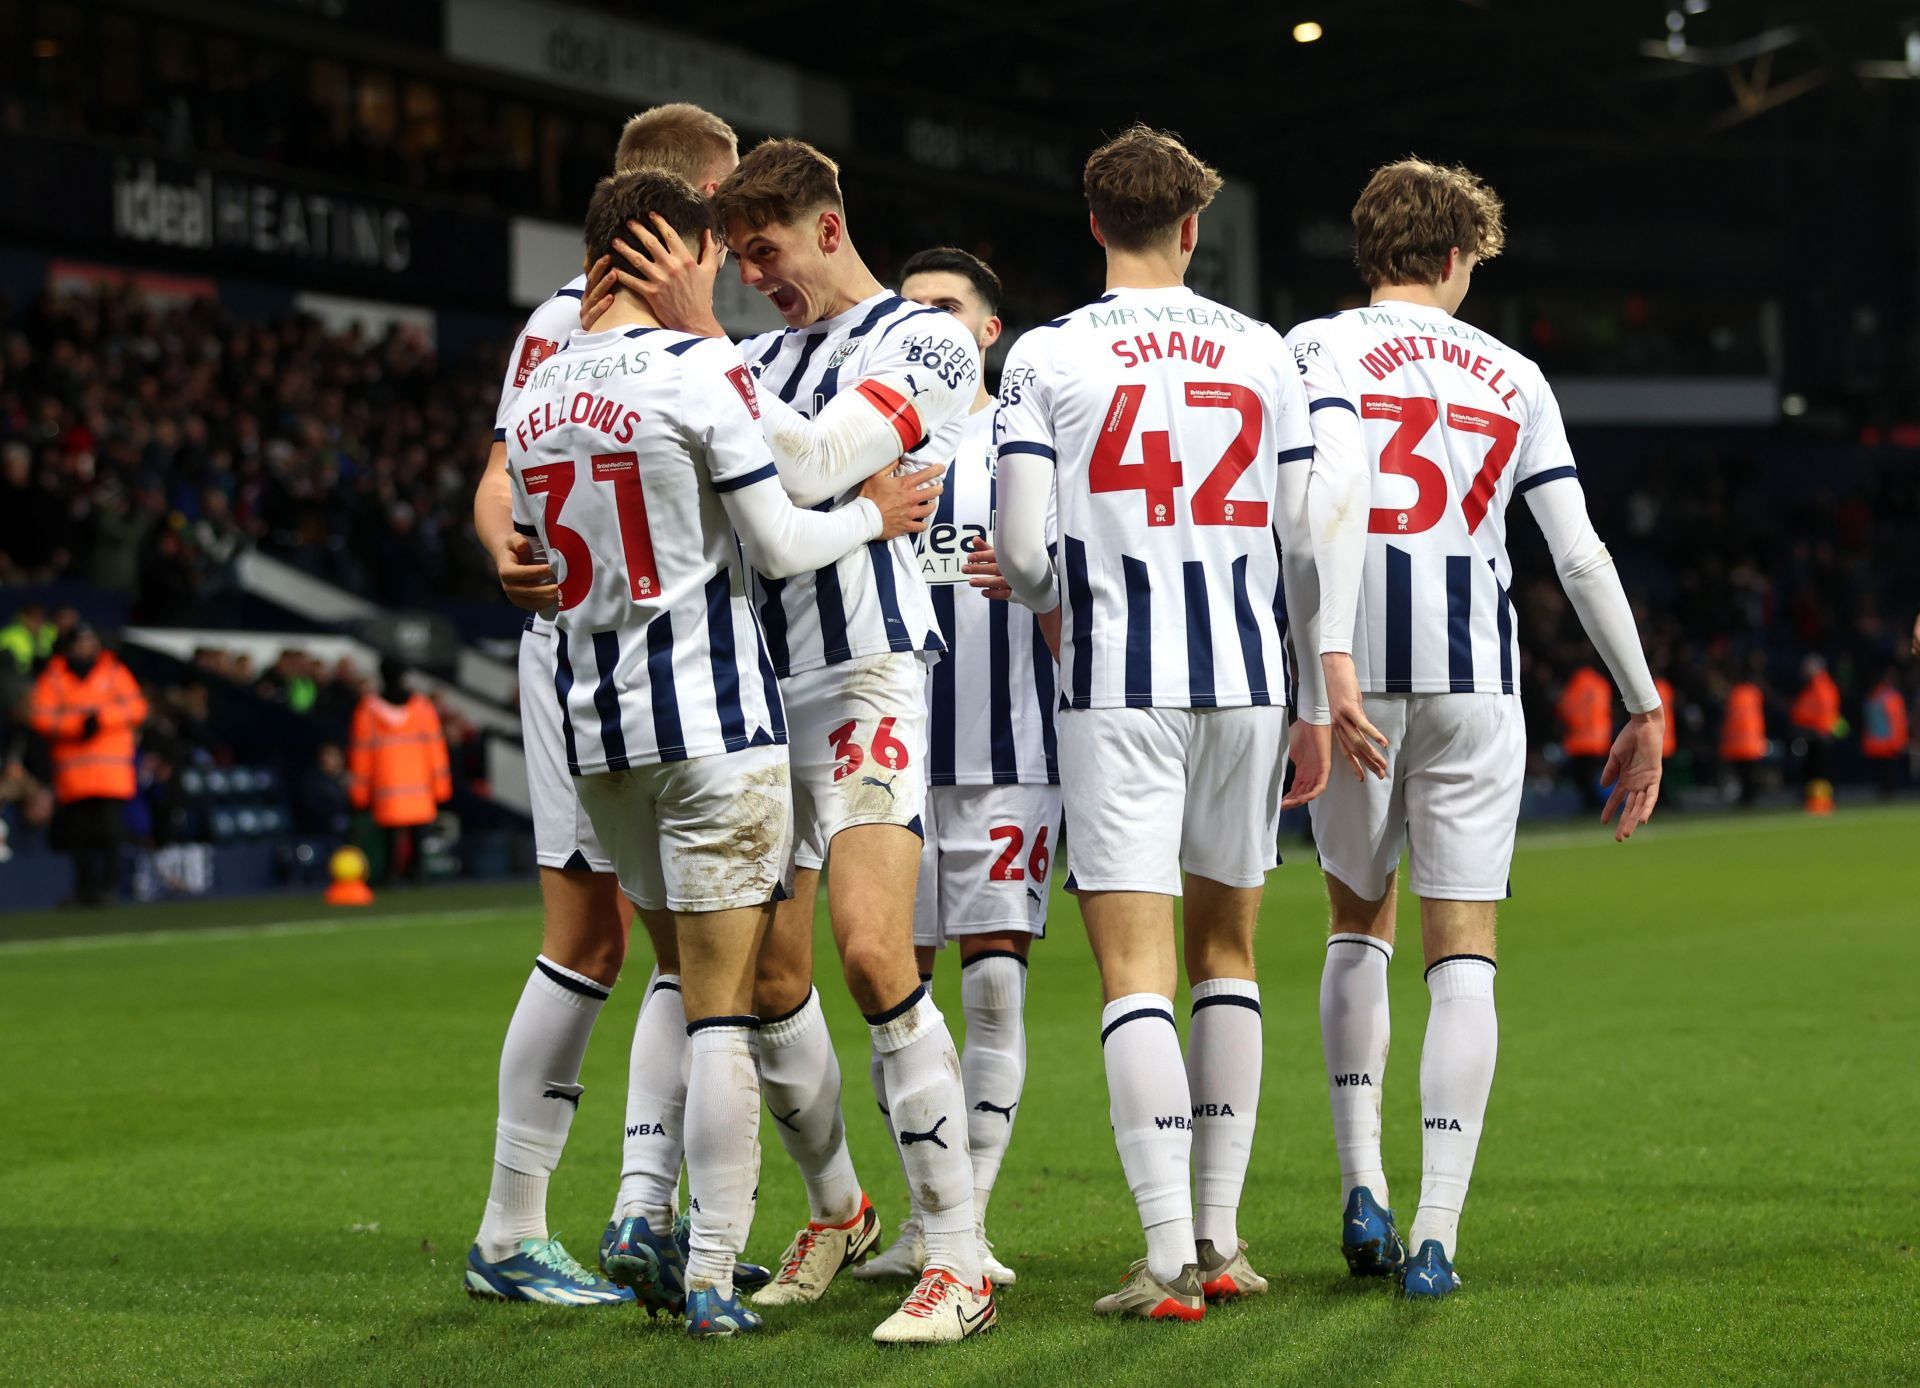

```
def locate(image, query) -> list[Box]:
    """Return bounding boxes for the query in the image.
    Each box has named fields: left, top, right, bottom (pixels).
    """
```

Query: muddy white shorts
left=519, top=623, right=611, bottom=873
left=572, top=743, right=793, bottom=913
left=781, top=652, right=930, bottom=871
left=1310, top=692, right=1525, bottom=902
left=1056, top=704, right=1289, bottom=895
left=912, top=783, right=1063, bottom=947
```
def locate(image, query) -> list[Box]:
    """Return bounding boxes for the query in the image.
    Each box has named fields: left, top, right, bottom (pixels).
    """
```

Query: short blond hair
left=713, top=138, right=844, bottom=232
left=1352, top=158, right=1506, bottom=288
left=613, top=103, right=738, bottom=183
left=1083, top=125, right=1222, bottom=252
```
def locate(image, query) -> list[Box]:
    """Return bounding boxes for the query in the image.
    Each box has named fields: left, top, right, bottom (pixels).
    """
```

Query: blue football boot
left=599, top=1215, right=686, bottom=1313
left=465, top=1236, right=635, bottom=1305
left=670, top=1211, right=772, bottom=1292
left=684, top=1282, right=767, bottom=1339
left=1341, top=1186, right=1409, bottom=1278
left=1400, top=1239, right=1462, bottom=1300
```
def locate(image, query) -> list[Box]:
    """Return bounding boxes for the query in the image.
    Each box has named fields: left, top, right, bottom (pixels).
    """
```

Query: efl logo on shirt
left=514, top=336, right=559, bottom=388
left=725, top=364, right=761, bottom=419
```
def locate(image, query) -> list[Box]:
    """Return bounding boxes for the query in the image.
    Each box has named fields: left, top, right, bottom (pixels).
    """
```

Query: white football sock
left=960, top=951, right=1028, bottom=1222
left=1321, top=932, right=1393, bottom=1207
left=753, top=988, right=861, bottom=1226
left=1188, top=977, right=1260, bottom=1254
left=614, top=971, right=685, bottom=1226
left=1101, top=993, right=1195, bottom=1284
left=683, top=1020, right=761, bottom=1299
left=871, top=985, right=980, bottom=1284
left=1411, top=955, right=1498, bottom=1261
left=869, top=1040, right=922, bottom=1222
left=476, top=956, right=608, bottom=1262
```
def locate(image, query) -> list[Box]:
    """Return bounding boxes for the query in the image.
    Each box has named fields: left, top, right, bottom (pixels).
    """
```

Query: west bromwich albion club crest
left=825, top=340, right=860, bottom=371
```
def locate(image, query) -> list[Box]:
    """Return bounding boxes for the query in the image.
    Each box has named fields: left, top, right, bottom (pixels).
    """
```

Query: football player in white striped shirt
left=499, top=169, right=937, bottom=1337
left=993, top=127, right=1333, bottom=1319
left=847, top=249, right=1059, bottom=1291
left=1290, top=158, right=1663, bottom=1300
left=466, top=104, right=755, bottom=1313
left=611, top=138, right=995, bottom=1342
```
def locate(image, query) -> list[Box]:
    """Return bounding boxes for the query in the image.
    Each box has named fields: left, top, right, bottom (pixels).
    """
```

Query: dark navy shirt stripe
left=1272, top=567, right=1294, bottom=709
left=554, top=287, right=584, bottom=300
left=1309, top=396, right=1357, bottom=414
left=1030, top=614, right=1059, bottom=782
left=773, top=332, right=829, bottom=404
left=1064, top=536, right=1094, bottom=709
left=988, top=595, right=1017, bottom=781
left=1514, top=464, right=1579, bottom=497
left=1230, top=554, right=1269, bottom=706
left=665, top=335, right=704, bottom=356
left=512, top=521, right=538, bottom=537
left=1446, top=555, right=1475, bottom=693
left=866, top=543, right=915, bottom=653
left=816, top=297, right=900, bottom=407
left=1385, top=544, right=1413, bottom=693
left=1491, top=559, right=1515, bottom=694
left=755, top=335, right=783, bottom=368
left=871, top=302, right=945, bottom=350
left=814, top=563, right=853, bottom=664
left=1123, top=554, right=1153, bottom=708
left=1276, top=444, right=1315, bottom=464
left=758, top=575, right=791, bottom=679
left=929, top=584, right=957, bottom=785
left=1183, top=560, right=1216, bottom=708
left=644, top=614, right=686, bottom=761
left=553, top=629, right=580, bottom=775
left=705, top=572, right=749, bottom=753
left=590, top=629, right=631, bottom=772
left=713, top=462, right=778, bottom=493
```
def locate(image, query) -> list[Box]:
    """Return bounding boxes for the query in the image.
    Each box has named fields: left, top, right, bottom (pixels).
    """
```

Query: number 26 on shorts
left=987, top=823, right=1051, bottom=882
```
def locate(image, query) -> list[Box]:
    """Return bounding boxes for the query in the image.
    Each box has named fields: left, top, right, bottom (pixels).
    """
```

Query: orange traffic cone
left=326, top=845, right=376, bottom=906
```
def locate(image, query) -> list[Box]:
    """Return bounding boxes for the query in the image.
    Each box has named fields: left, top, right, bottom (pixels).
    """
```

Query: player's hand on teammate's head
left=1599, top=709, right=1663, bottom=842
left=1282, top=718, right=1332, bottom=809
left=611, top=214, right=726, bottom=338
left=494, top=534, right=559, bottom=613
left=1324, top=653, right=1390, bottom=781
left=580, top=255, right=615, bottom=331
left=861, top=462, right=944, bottom=541
left=962, top=540, right=1014, bottom=602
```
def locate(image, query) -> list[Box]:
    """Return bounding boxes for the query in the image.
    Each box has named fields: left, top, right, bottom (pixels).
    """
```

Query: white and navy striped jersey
left=1284, top=301, right=1576, bottom=696
left=494, top=275, right=588, bottom=638
left=740, top=291, right=980, bottom=678
left=993, top=286, right=1312, bottom=712
left=924, top=409, right=1059, bottom=786
left=503, top=325, right=787, bottom=773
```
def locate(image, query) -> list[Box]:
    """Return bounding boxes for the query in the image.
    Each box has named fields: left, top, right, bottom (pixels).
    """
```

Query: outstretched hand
left=1599, top=710, right=1664, bottom=841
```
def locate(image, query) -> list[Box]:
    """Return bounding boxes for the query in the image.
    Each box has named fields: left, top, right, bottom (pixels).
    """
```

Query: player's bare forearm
left=473, top=442, right=515, bottom=554
left=1037, top=606, right=1062, bottom=660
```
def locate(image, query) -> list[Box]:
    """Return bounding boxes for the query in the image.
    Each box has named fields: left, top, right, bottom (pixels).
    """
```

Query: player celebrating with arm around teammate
left=1286, top=159, right=1663, bottom=1300
left=848, top=248, right=1060, bottom=1290
left=993, top=126, right=1333, bottom=1320
left=501, top=169, right=938, bottom=1338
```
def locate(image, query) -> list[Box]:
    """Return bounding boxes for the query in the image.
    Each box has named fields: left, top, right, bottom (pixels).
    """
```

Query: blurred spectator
left=295, top=742, right=355, bottom=839
left=1654, top=675, right=1678, bottom=761
left=1789, top=655, right=1842, bottom=814
left=28, top=627, right=148, bottom=906
left=0, top=602, right=56, bottom=673
left=1556, top=665, right=1613, bottom=811
left=0, top=756, right=55, bottom=861
left=1860, top=670, right=1910, bottom=798
left=348, top=660, right=450, bottom=884
left=1720, top=671, right=1768, bottom=807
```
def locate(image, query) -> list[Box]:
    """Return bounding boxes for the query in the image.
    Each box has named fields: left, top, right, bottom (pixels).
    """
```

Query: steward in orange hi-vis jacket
left=1556, top=665, right=1614, bottom=809
left=349, top=661, right=451, bottom=882
left=29, top=626, right=147, bottom=906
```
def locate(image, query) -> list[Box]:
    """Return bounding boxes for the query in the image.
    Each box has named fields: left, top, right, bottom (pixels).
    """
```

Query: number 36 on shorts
left=828, top=717, right=912, bottom=782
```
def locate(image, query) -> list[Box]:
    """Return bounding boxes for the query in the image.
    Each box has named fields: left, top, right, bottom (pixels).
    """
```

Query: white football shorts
left=913, top=783, right=1063, bottom=947
left=1310, top=692, right=1525, bottom=902
left=781, top=652, right=930, bottom=871
left=519, top=623, right=612, bottom=873
left=572, top=742, right=793, bottom=913
left=1057, top=704, right=1289, bottom=895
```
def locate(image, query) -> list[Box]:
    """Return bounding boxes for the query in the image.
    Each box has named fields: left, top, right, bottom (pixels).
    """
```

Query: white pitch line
left=0, top=906, right=515, bottom=956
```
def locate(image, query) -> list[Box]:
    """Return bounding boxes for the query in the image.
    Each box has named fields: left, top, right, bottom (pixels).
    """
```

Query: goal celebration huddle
left=464, top=101, right=1665, bottom=1343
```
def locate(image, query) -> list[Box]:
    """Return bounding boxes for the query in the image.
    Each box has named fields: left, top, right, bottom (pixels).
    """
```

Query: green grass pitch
left=4, top=806, right=1916, bottom=1386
